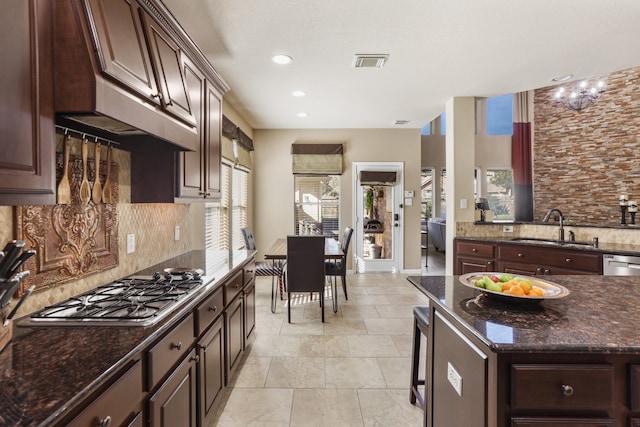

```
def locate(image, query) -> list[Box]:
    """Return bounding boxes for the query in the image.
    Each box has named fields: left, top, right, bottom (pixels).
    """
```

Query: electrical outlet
left=503, top=225, right=514, bottom=233
left=127, top=234, right=135, bottom=254
left=175, top=225, right=180, bottom=241
left=447, top=362, right=463, bottom=396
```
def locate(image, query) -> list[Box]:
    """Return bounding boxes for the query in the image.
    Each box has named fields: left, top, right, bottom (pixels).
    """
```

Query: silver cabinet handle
left=98, top=416, right=112, bottom=427
left=561, top=384, right=574, bottom=396
left=170, top=342, right=182, bottom=351
left=208, top=305, right=218, bottom=312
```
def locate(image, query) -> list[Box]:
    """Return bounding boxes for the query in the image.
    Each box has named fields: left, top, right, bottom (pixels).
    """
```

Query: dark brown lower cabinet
left=198, top=316, right=225, bottom=424
left=244, top=282, right=256, bottom=342
left=225, top=295, right=244, bottom=381
left=66, top=359, right=143, bottom=427
left=148, top=349, right=198, bottom=427
left=511, top=418, right=616, bottom=426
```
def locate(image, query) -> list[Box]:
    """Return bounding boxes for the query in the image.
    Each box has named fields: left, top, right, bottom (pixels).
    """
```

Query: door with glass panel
left=353, top=162, right=404, bottom=273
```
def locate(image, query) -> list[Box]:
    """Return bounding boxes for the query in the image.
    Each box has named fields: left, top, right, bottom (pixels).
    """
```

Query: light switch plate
left=460, top=198, right=467, bottom=209
left=175, top=225, right=180, bottom=241
left=127, top=234, right=135, bottom=254
left=447, top=362, right=463, bottom=396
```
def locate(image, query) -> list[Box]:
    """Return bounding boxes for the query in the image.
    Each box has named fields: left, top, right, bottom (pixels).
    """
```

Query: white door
left=353, top=162, right=404, bottom=273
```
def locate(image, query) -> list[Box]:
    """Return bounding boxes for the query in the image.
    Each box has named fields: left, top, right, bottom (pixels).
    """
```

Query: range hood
left=53, top=0, right=201, bottom=152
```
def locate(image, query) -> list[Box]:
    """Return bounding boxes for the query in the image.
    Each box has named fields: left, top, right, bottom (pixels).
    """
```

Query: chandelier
left=554, top=80, right=605, bottom=111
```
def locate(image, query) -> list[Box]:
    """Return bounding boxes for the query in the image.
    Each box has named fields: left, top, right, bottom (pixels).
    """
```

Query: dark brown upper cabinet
left=0, top=0, right=56, bottom=205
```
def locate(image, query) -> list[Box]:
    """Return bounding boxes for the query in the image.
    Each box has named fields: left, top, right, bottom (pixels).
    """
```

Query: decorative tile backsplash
left=0, top=136, right=199, bottom=317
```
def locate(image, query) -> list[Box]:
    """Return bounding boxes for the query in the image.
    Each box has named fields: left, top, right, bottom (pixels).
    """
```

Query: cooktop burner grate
left=28, top=271, right=205, bottom=326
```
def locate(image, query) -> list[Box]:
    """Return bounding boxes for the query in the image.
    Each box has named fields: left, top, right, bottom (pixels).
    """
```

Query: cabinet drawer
left=224, top=270, right=244, bottom=304
left=511, top=364, right=614, bottom=411
left=456, top=241, right=495, bottom=258
left=68, top=359, right=143, bottom=427
left=147, top=313, right=195, bottom=389
left=511, top=417, right=617, bottom=426
left=196, top=287, right=224, bottom=336
left=244, top=261, right=256, bottom=285
left=498, top=245, right=601, bottom=273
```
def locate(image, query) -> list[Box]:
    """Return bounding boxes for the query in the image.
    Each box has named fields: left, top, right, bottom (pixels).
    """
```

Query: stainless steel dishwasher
left=603, top=254, right=640, bottom=275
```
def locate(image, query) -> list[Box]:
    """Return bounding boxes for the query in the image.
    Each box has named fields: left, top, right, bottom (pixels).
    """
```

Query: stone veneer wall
left=533, top=66, right=640, bottom=226
left=0, top=137, right=199, bottom=317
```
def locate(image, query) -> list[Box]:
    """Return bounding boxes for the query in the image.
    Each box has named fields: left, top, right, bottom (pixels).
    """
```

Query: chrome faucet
left=543, top=208, right=565, bottom=241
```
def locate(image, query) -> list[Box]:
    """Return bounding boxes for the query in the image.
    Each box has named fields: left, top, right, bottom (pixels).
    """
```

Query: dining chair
left=325, top=226, right=353, bottom=300
left=284, top=235, right=327, bottom=323
left=241, top=227, right=285, bottom=300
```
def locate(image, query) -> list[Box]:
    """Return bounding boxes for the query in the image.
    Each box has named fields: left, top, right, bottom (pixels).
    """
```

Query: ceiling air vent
left=394, top=120, right=410, bottom=125
left=353, top=54, right=389, bottom=68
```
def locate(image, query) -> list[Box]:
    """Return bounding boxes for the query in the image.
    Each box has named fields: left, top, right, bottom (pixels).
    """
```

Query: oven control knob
left=153, top=272, right=162, bottom=281
left=182, top=271, right=194, bottom=281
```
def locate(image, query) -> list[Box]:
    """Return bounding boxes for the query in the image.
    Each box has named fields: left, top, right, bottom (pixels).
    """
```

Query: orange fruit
left=529, top=287, right=544, bottom=297
left=518, top=281, right=532, bottom=293
left=505, top=285, right=525, bottom=296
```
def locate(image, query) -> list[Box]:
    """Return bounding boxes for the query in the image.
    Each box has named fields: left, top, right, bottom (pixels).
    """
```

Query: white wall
left=251, top=128, right=422, bottom=271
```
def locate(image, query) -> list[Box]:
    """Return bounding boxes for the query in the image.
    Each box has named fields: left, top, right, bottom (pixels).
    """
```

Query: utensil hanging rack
left=55, top=125, right=119, bottom=147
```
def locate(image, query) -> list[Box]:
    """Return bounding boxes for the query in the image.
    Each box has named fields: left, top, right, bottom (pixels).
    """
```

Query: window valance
left=222, top=115, right=252, bottom=169
left=291, top=143, right=344, bottom=174
left=359, top=171, right=397, bottom=185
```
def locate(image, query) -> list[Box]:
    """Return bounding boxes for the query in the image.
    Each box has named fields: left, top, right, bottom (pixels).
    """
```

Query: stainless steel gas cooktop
left=26, top=270, right=205, bottom=327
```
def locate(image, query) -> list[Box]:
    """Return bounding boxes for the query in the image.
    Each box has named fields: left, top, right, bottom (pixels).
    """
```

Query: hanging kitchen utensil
left=79, top=138, right=91, bottom=204
left=6, top=249, right=36, bottom=279
left=102, top=145, right=112, bottom=204
left=4, top=284, right=34, bottom=326
left=91, top=141, right=102, bottom=204
left=0, top=240, right=25, bottom=280
left=57, top=135, right=71, bottom=204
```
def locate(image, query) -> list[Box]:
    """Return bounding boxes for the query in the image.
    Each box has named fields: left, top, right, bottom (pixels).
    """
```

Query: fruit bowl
left=458, top=272, right=570, bottom=303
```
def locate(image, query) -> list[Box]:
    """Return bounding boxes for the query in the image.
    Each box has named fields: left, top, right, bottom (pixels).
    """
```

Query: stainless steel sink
left=509, top=238, right=593, bottom=248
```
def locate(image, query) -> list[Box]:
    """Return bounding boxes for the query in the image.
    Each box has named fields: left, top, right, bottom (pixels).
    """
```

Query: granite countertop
left=0, top=249, right=255, bottom=427
left=455, top=235, right=640, bottom=255
left=407, top=275, right=640, bottom=354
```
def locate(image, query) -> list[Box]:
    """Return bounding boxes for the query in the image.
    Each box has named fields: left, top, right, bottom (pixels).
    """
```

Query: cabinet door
left=225, top=295, right=244, bottom=381
left=86, top=0, right=158, bottom=103
left=204, top=83, right=222, bottom=199
left=149, top=349, right=198, bottom=427
left=177, top=56, right=206, bottom=199
left=140, top=12, right=196, bottom=127
left=198, top=316, right=225, bottom=424
left=244, top=283, right=256, bottom=343
left=0, top=0, right=56, bottom=205
left=457, top=257, right=495, bottom=275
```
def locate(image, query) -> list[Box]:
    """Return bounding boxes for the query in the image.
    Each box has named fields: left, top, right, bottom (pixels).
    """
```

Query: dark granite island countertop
left=0, top=249, right=255, bottom=427
left=407, top=275, right=640, bottom=426
left=407, top=275, right=640, bottom=353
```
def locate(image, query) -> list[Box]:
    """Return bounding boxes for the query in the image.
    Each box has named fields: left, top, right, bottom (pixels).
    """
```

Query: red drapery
left=512, top=122, right=533, bottom=221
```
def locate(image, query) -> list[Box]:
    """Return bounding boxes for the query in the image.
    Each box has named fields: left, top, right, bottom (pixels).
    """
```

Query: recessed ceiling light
left=291, top=90, right=306, bottom=97
left=297, top=112, right=308, bottom=118
left=271, top=54, right=293, bottom=65
left=552, top=74, right=573, bottom=82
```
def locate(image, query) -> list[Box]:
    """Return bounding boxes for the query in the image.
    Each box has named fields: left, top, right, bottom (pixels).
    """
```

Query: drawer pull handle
left=234, top=284, right=240, bottom=289
left=565, top=258, right=572, bottom=263
left=517, top=253, right=524, bottom=258
left=98, top=416, right=112, bottom=427
left=190, top=354, right=200, bottom=363
left=472, top=248, right=477, bottom=252
left=208, top=305, right=218, bottom=312
left=171, top=342, right=182, bottom=351
left=561, top=384, right=574, bottom=396
left=487, top=261, right=493, bottom=266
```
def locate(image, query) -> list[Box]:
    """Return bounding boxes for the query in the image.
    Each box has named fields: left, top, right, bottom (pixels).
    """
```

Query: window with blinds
left=204, top=162, right=248, bottom=251
left=294, top=175, right=340, bottom=237
left=232, top=167, right=248, bottom=250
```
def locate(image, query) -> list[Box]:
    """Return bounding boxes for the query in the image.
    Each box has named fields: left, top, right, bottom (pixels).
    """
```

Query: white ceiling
left=162, top=0, right=640, bottom=130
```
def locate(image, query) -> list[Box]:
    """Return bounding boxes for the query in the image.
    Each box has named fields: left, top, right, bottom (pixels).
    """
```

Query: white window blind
left=232, top=168, right=248, bottom=250
left=294, top=175, right=340, bottom=237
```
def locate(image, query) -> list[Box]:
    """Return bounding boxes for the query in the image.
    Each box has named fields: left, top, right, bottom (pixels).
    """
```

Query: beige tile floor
left=209, top=272, right=432, bottom=426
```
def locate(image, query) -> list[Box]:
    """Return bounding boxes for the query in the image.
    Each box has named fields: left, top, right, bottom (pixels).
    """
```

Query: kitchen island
left=0, top=249, right=255, bottom=427
left=407, top=275, right=640, bottom=427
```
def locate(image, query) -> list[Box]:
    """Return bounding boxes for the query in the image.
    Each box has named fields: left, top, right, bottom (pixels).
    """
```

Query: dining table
left=264, top=236, right=343, bottom=313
